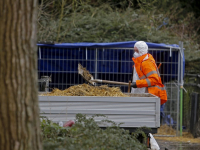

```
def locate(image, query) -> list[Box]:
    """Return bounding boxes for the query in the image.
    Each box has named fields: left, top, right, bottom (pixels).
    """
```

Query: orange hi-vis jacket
left=132, top=53, right=167, bottom=105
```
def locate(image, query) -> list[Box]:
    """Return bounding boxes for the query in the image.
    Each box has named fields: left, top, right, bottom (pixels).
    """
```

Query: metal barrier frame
left=38, top=45, right=184, bottom=136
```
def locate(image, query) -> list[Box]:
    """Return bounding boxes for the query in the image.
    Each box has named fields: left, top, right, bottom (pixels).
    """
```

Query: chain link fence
left=37, top=43, right=183, bottom=136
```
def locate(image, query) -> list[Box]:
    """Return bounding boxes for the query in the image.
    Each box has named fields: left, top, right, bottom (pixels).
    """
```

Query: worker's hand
left=131, top=82, right=137, bottom=88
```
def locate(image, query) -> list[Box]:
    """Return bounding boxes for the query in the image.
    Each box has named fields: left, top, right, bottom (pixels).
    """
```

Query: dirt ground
left=154, top=124, right=200, bottom=143
left=156, top=139, right=200, bottom=150
left=152, top=125, right=200, bottom=149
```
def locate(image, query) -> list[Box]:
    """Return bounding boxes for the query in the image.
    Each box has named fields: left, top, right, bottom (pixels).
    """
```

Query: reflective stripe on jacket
left=132, top=53, right=167, bottom=105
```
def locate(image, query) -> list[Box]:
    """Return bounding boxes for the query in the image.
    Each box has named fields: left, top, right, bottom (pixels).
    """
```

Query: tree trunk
left=0, top=0, right=42, bottom=150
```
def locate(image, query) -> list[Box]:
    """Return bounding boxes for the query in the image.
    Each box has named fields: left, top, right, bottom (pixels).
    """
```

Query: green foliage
left=37, top=1, right=176, bottom=43
left=41, top=114, right=148, bottom=150
left=137, top=0, right=200, bottom=61
left=41, top=116, right=70, bottom=142
left=37, top=0, right=200, bottom=61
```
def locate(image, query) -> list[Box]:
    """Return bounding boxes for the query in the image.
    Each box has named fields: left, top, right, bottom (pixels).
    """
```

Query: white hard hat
left=134, top=41, right=148, bottom=55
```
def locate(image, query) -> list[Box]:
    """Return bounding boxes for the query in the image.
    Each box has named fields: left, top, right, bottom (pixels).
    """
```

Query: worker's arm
left=135, top=60, right=160, bottom=88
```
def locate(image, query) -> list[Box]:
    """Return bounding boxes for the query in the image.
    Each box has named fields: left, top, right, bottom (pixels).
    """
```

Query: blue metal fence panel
left=37, top=46, right=180, bottom=93
left=37, top=42, right=184, bottom=136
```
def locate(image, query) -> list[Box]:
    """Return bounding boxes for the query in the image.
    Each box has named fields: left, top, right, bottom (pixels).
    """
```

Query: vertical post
left=86, top=47, right=87, bottom=60
left=103, top=48, right=105, bottom=65
left=179, top=41, right=184, bottom=136
left=39, top=46, right=41, bottom=59
left=176, top=45, right=180, bottom=136
left=180, top=85, right=183, bottom=136
left=95, top=48, right=98, bottom=80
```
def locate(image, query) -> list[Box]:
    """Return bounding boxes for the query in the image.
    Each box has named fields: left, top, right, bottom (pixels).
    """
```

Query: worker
left=131, top=41, right=167, bottom=106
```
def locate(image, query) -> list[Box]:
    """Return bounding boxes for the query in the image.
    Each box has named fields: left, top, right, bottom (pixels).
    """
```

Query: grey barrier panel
left=39, top=94, right=160, bottom=128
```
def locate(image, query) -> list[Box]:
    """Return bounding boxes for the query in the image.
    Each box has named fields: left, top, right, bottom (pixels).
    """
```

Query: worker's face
left=134, top=47, right=139, bottom=53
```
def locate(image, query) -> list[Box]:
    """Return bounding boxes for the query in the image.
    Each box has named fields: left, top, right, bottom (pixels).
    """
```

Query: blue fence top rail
left=37, top=41, right=180, bottom=49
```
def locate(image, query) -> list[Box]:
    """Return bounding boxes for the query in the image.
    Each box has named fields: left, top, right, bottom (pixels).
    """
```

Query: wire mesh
left=38, top=46, right=181, bottom=135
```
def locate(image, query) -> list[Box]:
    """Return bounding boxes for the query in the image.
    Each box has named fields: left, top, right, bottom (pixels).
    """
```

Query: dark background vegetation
left=37, top=0, right=200, bottom=62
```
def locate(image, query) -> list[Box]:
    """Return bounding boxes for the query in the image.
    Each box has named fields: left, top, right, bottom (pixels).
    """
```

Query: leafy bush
left=41, top=114, right=148, bottom=150
left=37, top=1, right=176, bottom=44
left=37, top=0, right=200, bottom=61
